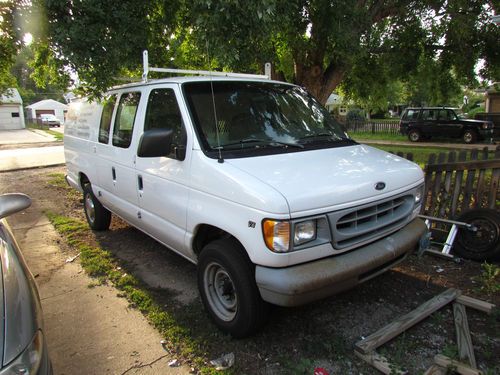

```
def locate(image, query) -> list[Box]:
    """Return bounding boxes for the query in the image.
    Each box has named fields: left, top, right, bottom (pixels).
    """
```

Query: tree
left=26, top=0, right=499, bottom=103
left=187, top=0, right=499, bottom=103
left=0, top=1, right=17, bottom=94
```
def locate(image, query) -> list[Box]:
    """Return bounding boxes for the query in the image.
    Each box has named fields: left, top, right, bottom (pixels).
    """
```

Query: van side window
left=144, top=89, right=186, bottom=159
left=99, top=95, right=116, bottom=144
left=112, top=92, right=141, bottom=148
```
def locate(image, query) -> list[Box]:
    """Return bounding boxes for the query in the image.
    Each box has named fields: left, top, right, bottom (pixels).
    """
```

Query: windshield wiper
left=299, top=133, right=335, bottom=141
left=299, top=133, right=352, bottom=143
left=218, top=138, right=304, bottom=149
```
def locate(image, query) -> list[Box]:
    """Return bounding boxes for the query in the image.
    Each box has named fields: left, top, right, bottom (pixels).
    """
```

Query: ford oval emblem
left=375, top=182, right=386, bottom=191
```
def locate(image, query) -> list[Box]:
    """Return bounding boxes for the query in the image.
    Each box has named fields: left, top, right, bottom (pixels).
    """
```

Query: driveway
left=0, top=146, right=65, bottom=171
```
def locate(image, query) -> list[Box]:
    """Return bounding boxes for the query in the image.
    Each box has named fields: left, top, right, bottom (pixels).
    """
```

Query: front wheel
left=197, top=238, right=269, bottom=338
left=83, top=184, right=111, bottom=231
left=462, top=129, right=478, bottom=144
left=408, top=129, right=421, bottom=142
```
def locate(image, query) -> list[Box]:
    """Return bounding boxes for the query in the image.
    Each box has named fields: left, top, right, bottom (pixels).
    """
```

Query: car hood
left=225, top=144, right=424, bottom=215
left=0, top=221, right=41, bottom=367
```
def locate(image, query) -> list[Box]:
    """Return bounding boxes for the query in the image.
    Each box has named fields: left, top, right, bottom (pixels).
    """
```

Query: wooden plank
left=487, top=147, right=500, bottom=209
left=425, top=159, right=500, bottom=173
left=462, top=149, right=478, bottom=212
left=434, top=354, right=482, bottom=375
left=451, top=151, right=468, bottom=217
left=423, top=365, right=447, bottom=375
left=355, top=289, right=460, bottom=355
left=423, top=153, right=437, bottom=215
left=475, top=148, right=490, bottom=208
left=456, top=295, right=496, bottom=314
left=429, top=153, right=447, bottom=216
left=354, top=351, right=408, bottom=375
left=453, top=302, right=477, bottom=368
left=439, top=152, right=456, bottom=218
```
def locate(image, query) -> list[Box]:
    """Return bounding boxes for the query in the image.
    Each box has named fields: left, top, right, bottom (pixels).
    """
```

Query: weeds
left=474, top=262, right=500, bottom=295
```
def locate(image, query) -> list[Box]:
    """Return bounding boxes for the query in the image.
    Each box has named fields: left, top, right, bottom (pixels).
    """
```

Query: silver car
left=0, top=194, right=52, bottom=375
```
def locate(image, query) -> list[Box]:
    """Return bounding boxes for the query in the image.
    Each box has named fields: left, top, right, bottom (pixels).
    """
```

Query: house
left=26, top=99, right=69, bottom=124
left=325, top=93, right=341, bottom=112
left=0, top=88, right=25, bottom=130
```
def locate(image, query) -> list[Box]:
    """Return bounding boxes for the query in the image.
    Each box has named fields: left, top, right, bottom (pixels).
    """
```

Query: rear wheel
left=83, top=184, right=111, bottom=231
left=462, top=129, right=477, bottom=144
left=197, top=238, right=269, bottom=338
left=453, top=209, right=500, bottom=261
left=408, top=129, right=421, bottom=142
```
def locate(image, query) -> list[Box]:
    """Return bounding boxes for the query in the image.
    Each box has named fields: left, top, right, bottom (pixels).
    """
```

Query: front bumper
left=478, top=128, right=494, bottom=140
left=255, top=218, right=426, bottom=306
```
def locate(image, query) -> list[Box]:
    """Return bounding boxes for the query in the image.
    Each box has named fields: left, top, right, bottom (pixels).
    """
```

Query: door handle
left=138, top=175, right=143, bottom=191
left=111, top=167, right=116, bottom=181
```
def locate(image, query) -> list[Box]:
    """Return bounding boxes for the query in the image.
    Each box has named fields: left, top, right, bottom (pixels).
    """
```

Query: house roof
left=26, top=99, right=68, bottom=110
left=0, top=88, right=23, bottom=104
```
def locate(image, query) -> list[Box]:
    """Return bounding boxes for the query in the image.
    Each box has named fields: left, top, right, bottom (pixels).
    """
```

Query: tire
left=462, top=129, right=477, bottom=144
left=453, top=209, right=500, bottom=261
left=83, top=184, right=111, bottom=231
left=408, top=129, right=421, bottom=142
left=197, top=238, right=269, bottom=338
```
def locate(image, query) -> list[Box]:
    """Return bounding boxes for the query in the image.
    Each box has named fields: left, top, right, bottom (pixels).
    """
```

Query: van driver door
left=134, top=85, right=192, bottom=259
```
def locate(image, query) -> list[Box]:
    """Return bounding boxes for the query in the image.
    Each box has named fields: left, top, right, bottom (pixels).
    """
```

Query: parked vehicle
left=64, top=71, right=427, bottom=337
left=399, top=107, right=494, bottom=144
left=0, top=193, right=52, bottom=374
left=39, top=114, right=62, bottom=127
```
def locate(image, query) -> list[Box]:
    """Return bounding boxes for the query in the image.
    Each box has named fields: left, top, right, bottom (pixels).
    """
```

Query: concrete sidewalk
left=7, top=208, right=190, bottom=374
left=0, top=128, right=57, bottom=144
left=0, top=146, right=65, bottom=171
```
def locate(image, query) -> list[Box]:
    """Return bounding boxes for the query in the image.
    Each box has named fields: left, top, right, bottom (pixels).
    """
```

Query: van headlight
left=294, top=220, right=317, bottom=246
left=263, top=217, right=330, bottom=252
left=415, top=185, right=424, bottom=205
left=2, top=330, right=44, bottom=375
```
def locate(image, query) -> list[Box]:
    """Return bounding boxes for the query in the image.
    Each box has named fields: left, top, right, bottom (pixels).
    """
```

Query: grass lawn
left=27, top=123, right=64, bottom=141
left=350, top=132, right=407, bottom=142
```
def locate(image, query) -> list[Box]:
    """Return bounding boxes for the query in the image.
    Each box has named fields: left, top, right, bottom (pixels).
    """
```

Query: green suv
left=399, top=107, right=494, bottom=144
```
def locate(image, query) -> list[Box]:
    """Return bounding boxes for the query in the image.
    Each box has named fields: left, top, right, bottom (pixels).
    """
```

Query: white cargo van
left=64, top=70, right=426, bottom=337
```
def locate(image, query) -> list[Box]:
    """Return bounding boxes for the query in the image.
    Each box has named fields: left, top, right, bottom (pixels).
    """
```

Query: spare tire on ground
left=453, top=208, right=500, bottom=261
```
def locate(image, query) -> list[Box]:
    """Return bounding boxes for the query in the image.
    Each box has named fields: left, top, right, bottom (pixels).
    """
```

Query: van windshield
left=183, top=81, right=353, bottom=157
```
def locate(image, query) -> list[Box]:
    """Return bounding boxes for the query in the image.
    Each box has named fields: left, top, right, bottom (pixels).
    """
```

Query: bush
left=346, top=108, right=365, bottom=124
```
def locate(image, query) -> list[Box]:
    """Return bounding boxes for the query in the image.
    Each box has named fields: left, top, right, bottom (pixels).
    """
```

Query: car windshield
left=183, top=81, right=352, bottom=157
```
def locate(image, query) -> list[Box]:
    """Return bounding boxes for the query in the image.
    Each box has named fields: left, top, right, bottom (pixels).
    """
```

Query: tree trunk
left=295, top=63, right=346, bottom=105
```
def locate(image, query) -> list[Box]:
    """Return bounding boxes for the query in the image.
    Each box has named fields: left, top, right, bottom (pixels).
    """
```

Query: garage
left=0, top=89, right=25, bottom=130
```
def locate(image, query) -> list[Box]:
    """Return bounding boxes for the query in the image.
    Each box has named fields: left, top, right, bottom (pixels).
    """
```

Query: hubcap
left=85, top=193, right=96, bottom=224
left=464, top=132, right=472, bottom=143
left=410, top=131, right=419, bottom=141
left=204, top=261, right=237, bottom=321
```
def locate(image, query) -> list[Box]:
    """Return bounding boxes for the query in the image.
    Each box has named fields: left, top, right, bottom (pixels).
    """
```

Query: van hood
left=225, top=144, right=424, bottom=215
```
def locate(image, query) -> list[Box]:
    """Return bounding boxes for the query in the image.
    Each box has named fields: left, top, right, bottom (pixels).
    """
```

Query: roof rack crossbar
left=142, top=50, right=270, bottom=82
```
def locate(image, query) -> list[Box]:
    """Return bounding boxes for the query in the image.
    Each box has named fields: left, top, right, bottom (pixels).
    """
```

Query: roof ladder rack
left=142, top=50, right=271, bottom=82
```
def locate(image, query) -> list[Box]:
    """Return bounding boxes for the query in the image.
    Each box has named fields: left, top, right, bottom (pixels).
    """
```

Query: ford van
left=64, top=73, right=426, bottom=337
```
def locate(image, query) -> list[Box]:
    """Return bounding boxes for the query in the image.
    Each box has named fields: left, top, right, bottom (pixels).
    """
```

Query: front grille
left=328, top=194, right=414, bottom=250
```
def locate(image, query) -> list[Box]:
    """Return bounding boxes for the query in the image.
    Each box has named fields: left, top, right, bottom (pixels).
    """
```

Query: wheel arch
left=192, top=224, right=248, bottom=260
left=79, top=172, right=90, bottom=189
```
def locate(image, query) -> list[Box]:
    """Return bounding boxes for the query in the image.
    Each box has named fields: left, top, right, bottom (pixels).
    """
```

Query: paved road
left=0, top=128, right=58, bottom=144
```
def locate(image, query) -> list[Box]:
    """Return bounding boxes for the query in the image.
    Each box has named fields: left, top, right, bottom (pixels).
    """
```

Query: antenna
left=206, top=41, right=224, bottom=163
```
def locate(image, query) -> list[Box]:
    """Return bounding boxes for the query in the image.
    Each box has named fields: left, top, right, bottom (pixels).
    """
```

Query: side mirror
left=137, top=129, right=173, bottom=158
left=0, top=194, right=32, bottom=220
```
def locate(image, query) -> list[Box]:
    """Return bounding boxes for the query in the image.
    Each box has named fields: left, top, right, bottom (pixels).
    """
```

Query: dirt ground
left=1, top=166, right=499, bottom=374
